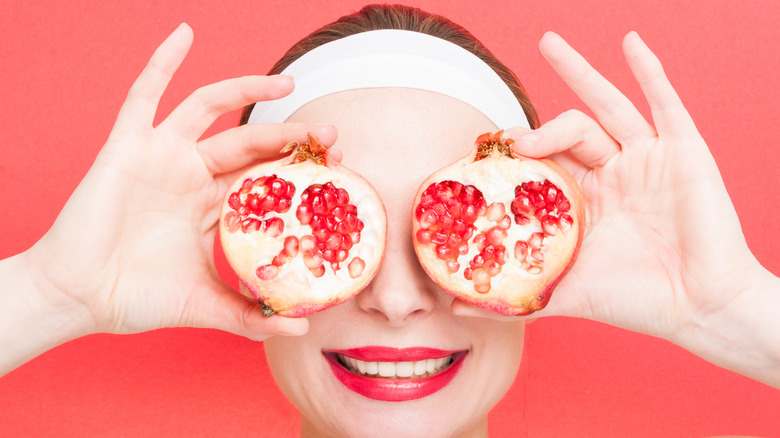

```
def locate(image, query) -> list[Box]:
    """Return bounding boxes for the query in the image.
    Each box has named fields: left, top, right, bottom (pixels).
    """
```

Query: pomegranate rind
left=412, top=137, right=585, bottom=316
left=220, top=143, right=387, bottom=318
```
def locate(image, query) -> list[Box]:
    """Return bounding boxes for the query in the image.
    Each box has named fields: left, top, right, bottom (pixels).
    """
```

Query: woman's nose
left=355, top=236, right=438, bottom=327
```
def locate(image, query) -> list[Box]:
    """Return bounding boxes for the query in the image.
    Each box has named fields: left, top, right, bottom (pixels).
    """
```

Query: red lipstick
left=323, top=347, right=468, bottom=402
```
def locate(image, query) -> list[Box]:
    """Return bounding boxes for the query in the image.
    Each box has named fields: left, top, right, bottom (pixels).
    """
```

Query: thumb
left=185, top=277, right=310, bottom=340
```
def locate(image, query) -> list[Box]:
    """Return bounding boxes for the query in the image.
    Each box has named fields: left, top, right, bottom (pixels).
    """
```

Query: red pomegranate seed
left=436, top=245, right=453, bottom=260
left=322, top=249, right=337, bottom=263
left=242, top=218, right=262, bottom=233
left=348, top=257, right=365, bottom=279
left=224, top=211, right=241, bottom=233
left=486, top=260, right=501, bottom=277
left=349, top=231, right=361, bottom=244
left=277, top=197, right=291, bottom=213
left=472, top=269, right=491, bottom=293
left=272, top=254, right=289, bottom=267
left=325, top=234, right=342, bottom=251
left=486, top=202, right=506, bottom=222
left=514, top=240, right=528, bottom=261
left=303, top=252, right=324, bottom=269
left=256, top=264, right=279, bottom=280
left=432, top=230, right=448, bottom=245
left=265, top=217, right=284, bottom=237
left=300, top=235, right=316, bottom=253
left=542, top=215, right=558, bottom=236
left=528, top=232, right=544, bottom=249
left=486, top=227, right=507, bottom=246
left=473, top=233, right=486, bottom=250
left=311, top=264, right=326, bottom=278
left=559, top=214, right=573, bottom=234
left=284, top=236, right=299, bottom=257
left=416, top=229, right=432, bottom=244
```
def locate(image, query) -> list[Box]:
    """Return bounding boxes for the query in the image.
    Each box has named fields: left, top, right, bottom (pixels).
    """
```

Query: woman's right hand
left=1, top=24, right=336, bottom=374
left=453, top=31, right=779, bottom=386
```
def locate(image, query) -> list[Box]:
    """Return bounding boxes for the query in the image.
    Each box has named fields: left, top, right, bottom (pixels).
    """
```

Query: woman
left=0, top=4, right=777, bottom=436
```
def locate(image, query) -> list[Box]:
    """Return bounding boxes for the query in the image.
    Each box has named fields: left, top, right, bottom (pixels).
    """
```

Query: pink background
left=1, top=0, right=779, bottom=436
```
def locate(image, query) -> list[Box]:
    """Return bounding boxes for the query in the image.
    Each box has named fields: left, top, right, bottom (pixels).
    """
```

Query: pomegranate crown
left=475, top=130, right=515, bottom=161
left=281, top=133, right=328, bottom=165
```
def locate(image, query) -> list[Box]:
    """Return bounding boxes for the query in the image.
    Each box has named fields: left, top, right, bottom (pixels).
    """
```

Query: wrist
left=0, top=251, right=97, bottom=375
left=674, top=263, right=780, bottom=388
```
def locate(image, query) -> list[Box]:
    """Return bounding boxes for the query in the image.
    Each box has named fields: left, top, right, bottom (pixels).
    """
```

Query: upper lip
left=323, top=346, right=467, bottom=362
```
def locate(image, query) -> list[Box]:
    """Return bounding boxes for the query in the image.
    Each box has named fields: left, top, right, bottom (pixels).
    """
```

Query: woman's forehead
left=287, top=88, right=497, bottom=149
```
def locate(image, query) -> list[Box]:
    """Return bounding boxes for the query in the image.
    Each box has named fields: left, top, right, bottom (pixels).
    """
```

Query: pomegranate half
left=220, top=134, right=387, bottom=317
left=412, top=131, right=585, bottom=315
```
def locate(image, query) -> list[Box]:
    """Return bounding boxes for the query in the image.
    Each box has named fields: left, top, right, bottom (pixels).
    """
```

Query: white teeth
left=396, top=361, right=414, bottom=378
left=337, top=354, right=454, bottom=378
left=414, top=360, right=427, bottom=376
left=377, top=362, right=395, bottom=377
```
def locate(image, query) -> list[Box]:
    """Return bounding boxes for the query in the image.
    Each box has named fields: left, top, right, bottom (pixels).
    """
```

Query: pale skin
left=0, top=22, right=777, bottom=435
left=265, top=87, right=525, bottom=438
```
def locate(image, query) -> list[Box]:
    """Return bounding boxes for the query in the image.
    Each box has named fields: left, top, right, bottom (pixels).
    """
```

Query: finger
left=327, top=146, right=344, bottom=164
left=185, top=279, right=309, bottom=340
left=510, top=109, right=621, bottom=168
left=622, top=32, right=698, bottom=140
left=157, top=75, right=295, bottom=142
left=197, top=123, right=338, bottom=175
left=113, top=24, right=193, bottom=134
left=539, top=31, right=656, bottom=145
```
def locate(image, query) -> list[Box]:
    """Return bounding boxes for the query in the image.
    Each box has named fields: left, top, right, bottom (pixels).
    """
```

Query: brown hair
left=239, top=4, right=538, bottom=128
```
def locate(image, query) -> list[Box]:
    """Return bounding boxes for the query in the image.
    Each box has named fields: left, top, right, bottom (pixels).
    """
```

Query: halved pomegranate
left=412, top=131, right=585, bottom=315
left=220, top=134, right=387, bottom=317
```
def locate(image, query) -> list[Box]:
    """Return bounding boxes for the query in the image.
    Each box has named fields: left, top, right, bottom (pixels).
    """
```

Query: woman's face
left=265, top=89, right=527, bottom=438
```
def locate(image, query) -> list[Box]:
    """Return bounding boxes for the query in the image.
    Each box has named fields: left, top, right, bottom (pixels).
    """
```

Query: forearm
left=0, top=252, right=95, bottom=376
left=676, top=265, right=780, bottom=388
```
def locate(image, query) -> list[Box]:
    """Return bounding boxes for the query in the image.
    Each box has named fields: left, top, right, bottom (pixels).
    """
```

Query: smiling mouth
left=323, top=348, right=468, bottom=401
left=335, top=353, right=455, bottom=379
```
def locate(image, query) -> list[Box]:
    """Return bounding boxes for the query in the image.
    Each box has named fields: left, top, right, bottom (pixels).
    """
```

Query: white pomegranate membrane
left=412, top=131, right=585, bottom=315
left=220, top=134, right=387, bottom=317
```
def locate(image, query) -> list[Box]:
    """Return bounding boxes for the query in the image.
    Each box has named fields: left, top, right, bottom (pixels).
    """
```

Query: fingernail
left=271, top=74, right=294, bottom=86
left=512, top=132, right=538, bottom=153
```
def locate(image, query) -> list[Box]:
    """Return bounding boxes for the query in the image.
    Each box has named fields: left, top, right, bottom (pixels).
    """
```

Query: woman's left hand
left=451, top=32, right=780, bottom=387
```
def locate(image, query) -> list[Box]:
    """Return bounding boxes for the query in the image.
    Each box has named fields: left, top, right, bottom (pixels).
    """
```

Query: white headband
left=248, top=29, right=529, bottom=129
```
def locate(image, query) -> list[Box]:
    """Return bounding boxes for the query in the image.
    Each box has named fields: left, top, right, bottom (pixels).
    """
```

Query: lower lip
left=324, top=351, right=467, bottom=402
